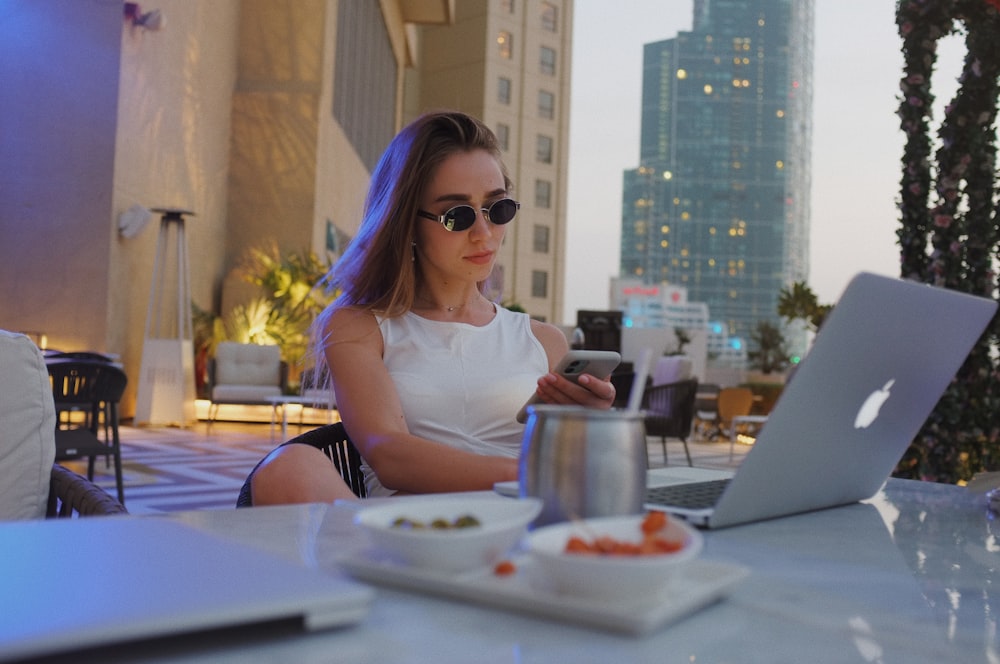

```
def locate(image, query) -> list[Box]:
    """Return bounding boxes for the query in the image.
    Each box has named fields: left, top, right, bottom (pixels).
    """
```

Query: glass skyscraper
left=620, top=0, right=813, bottom=353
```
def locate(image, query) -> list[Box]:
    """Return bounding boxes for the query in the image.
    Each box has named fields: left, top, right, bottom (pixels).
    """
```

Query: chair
left=716, top=386, right=755, bottom=449
left=236, top=422, right=367, bottom=507
left=46, top=358, right=128, bottom=504
left=641, top=378, right=698, bottom=467
left=609, top=370, right=651, bottom=409
left=207, top=342, right=287, bottom=426
left=46, top=464, right=128, bottom=517
left=692, top=383, right=721, bottom=440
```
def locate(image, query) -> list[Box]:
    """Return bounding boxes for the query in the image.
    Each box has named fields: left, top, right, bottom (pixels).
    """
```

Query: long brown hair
left=309, top=111, right=511, bottom=365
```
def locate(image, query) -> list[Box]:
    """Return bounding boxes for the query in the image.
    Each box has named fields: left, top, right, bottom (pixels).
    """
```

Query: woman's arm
left=324, top=307, right=517, bottom=494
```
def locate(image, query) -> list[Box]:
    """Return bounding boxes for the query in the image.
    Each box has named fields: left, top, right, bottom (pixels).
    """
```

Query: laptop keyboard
left=645, top=479, right=732, bottom=510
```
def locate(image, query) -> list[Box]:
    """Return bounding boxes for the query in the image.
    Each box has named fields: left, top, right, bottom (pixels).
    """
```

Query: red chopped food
left=562, top=512, right=684, bottom=557
left=494, top=560, right=517, bottom=576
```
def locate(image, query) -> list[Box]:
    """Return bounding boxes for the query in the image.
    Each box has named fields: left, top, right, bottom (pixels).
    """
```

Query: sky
left=563, top=0, right=967, bottom=324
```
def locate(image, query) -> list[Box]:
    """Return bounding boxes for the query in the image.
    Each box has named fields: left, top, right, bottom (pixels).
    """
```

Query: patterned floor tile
left=70, top=422, right=748, bottom=515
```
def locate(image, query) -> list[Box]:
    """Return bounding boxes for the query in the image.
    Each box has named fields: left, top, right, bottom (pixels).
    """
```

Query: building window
left=498, top=77, right=512, bottom=105
left=533, top=225, right=550, bottom=253
left=540, top=46, right=556, bottom=75
left=536, top=135, right=553, bottom=164
left=541, top=2, right=558, bottom=32
left=498, top=31, right=513, bottom=59
left=538, top=90, right=555, bottom=119
left=532, top=270, right=548, bottom=298
left=501, top=0, right=515, bottom=12
left=535, top=179, right=551, bottom=208
left=496, top=123, right=510, bottom=151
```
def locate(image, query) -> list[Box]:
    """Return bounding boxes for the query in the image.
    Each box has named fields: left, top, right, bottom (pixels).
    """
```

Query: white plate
left=337, top=549, right=748, bottom=635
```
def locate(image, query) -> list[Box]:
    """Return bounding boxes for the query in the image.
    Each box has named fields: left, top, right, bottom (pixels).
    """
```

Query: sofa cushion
left=0, top=330, right=56, bottom=520
left=214, top=342, right=281, bottom=386
left=211, top=385, right=283, bottom=403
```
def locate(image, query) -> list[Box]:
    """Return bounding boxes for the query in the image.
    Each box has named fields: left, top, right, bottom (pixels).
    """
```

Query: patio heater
left=134, top=208, right=197, bottom=426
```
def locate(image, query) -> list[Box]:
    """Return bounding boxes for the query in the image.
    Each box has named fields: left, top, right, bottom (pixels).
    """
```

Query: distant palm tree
left=777, top=281, right=832, bottom=331
left=748, top=321, right=789, bottom=374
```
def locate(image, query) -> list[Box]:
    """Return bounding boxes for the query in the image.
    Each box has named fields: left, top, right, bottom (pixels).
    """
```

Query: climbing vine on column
left=895, top=0, right=1000, bottom=483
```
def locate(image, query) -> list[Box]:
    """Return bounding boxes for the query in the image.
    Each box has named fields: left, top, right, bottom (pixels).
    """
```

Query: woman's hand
left=532, top=371, right=616, bottom=410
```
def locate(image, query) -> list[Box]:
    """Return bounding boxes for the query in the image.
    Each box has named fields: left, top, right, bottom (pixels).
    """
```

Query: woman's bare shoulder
left=529, top=319, right=570, bottom=367
left=324, top=305, right=382, bottom=347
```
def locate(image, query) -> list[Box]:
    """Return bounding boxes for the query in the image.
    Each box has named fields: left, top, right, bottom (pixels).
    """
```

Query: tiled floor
left=75, top=421, right=752, bottom=515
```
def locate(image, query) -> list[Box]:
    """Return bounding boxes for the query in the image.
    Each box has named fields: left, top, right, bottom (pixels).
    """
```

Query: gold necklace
left=415, top=295, right=470, bottom=312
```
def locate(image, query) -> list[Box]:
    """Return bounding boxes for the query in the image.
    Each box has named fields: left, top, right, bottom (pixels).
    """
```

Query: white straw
left=626, top=348, right=653, bottom=413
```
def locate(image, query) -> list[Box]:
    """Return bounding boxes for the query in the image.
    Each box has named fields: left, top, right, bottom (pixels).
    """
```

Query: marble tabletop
left=162, top=477, right=998, bottom=663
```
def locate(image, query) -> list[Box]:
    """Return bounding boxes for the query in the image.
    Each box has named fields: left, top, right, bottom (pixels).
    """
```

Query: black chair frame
left=46, top=358, right=128, bottom=504
left=642, top=378, right=699, bottom=467
left=237, top=422, right=367, bottom=507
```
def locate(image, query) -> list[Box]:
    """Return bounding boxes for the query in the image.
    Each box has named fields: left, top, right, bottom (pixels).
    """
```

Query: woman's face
left=414, top=149, right=509, bottom=285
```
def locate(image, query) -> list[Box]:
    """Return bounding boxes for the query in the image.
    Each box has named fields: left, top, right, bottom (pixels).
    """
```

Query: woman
left=251, top=111, right=615, bottom=504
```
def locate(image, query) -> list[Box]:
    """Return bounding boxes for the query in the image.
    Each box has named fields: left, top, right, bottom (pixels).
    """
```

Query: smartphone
left=515, top=350, right=622, bottom=423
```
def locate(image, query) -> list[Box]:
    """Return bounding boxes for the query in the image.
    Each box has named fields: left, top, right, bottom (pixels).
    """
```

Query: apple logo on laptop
left=854, top=379, right=895, bottom=428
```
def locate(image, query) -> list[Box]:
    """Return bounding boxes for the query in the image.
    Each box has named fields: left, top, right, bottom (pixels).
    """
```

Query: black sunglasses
left=417, top=198, right=520, bottom=232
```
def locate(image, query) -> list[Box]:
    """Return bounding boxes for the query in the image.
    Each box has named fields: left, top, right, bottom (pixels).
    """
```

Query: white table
left=265, top=394, right=336, bottom=440
left=149, top=477, right=1000, bottom=663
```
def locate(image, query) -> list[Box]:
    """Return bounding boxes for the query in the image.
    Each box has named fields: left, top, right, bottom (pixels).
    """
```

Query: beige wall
left=0, top=0, right=469, bottom=417
left=113, top=0, right=242, bottom=414
left=0, top=1, right=122, bottom=353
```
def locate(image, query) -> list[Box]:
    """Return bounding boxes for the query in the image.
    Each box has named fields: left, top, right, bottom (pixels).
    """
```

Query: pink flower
left=909, top=182, right=922, bottom=195
left=934, top=213, right=953, bottom=228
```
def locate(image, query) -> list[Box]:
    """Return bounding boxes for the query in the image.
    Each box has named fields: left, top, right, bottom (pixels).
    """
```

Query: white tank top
left=367, top=306, right=549, bottom=496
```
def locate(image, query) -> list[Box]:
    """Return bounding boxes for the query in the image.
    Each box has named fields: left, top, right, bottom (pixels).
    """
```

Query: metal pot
left=519, top=405, right=647, bottom=526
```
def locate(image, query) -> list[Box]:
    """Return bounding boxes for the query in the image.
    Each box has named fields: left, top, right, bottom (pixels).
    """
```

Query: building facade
left=412, top=0, right=573, bottom=322
left=619, top=0, right=813, bottom=352
left=0, top=0, right=571, bottom=415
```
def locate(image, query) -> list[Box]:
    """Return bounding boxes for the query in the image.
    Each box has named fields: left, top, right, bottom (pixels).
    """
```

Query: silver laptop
left=644, top=272, right=996, bottom=528
left=0, top=517, right=373, bottom=662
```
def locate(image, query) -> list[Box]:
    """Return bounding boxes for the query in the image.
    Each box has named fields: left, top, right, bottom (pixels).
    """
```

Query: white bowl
left=354, top=496, right=543, bottom=573
left=526, top=513, right=703, bottom=599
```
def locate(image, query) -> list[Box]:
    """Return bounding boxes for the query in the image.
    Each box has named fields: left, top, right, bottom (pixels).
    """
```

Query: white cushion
left=211, top=385, right=282, bottom=402
left=214, top=342, right=281, bottom=387
left=0, top=330, right=55, bottom=520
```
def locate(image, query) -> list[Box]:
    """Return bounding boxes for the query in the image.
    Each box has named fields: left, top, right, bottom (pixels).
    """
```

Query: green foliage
left=895, top=0, right=1000, bottom=483
left=747, top=321, right=789, bottom=375
left=777, top=281, right=832, bottom=331
left=234, top=243, right=335, bottom=369
left=502, top=300, right=526, bottom=313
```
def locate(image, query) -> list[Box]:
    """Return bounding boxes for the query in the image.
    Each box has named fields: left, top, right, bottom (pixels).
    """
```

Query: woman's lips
left=465, top=251, right=494, bottom=265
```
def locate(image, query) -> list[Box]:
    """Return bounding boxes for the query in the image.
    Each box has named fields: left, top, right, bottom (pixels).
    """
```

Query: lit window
left=498, top=31, right=513, bottom=59
left=538, top=90, right=555, bottom=119
left=677, top=69, right=687, bottom=79
left=540, top=47, right=556, bottom=75
left=541, top=2, right=557, bottom=31
left=498, top=77, right=512, bottom=105
left=703, top=84, right=713, bottom=95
